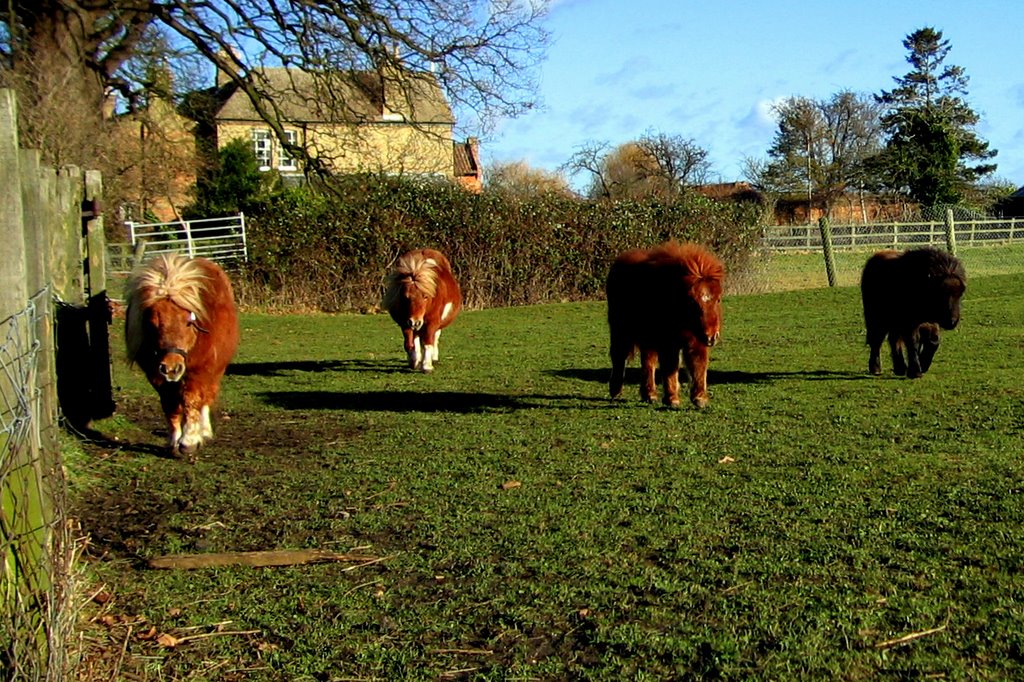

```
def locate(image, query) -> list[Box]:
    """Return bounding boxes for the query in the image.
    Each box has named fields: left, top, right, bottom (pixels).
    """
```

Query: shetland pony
left=125, top=254, right=240, bottom=457
left=606, top=241, right=725, bottom=408
left=382, top=248, right=462, bottom=372
left=861, top=247, right=965, bottom=378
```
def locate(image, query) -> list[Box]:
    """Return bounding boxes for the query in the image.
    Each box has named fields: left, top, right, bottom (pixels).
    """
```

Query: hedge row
left=237, top=176, right=766, bottom=312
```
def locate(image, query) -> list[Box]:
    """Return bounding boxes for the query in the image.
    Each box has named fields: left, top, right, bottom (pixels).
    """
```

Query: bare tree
left=635, top=131, right=711, bottom=192
left=747, top=91, right=882, bottom=218
left=485, top=160, right=574, bottom=196
left=561, top=141, right=614, bottom=199
left=562, top=133, right=711, bottom=201
left=1, top=1, right=551, bottom=175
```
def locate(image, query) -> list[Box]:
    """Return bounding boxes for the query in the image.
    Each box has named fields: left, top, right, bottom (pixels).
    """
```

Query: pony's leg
left=887, top=335, right=907, bottom=376
left=866, top=327, right=886, bottom=375
left=178, top=388, right=207, bottom=455
left=902, top=330, right=924, bottom=378
left=640, top=348, right=659, bottom=403
left=403, top=328, right=421, bottom=369
left=657, top=347, right=682, bottom=408
left=158, top=385, right=186, bottom=456
left=917, top=324, right=941, bottom=374
left=431, top=329, right=441, bottom=362
left=420, top=327, right=439, bottom=371
left=200, top=405, right=214, bottom=440
left=683, top=338, right=711, bottom=408
left=608, top=333, right=631, bottom=399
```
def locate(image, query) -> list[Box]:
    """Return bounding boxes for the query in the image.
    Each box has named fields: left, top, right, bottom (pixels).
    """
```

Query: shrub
left=235, top=175, right=764, bottom=311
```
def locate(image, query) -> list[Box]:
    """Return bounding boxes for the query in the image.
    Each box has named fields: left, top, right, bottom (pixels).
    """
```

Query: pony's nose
left=706, top=331, right=720, bottom=347
left=408, top=319, right=423, bottom=330
left=159, top=359, right=186, bottom=382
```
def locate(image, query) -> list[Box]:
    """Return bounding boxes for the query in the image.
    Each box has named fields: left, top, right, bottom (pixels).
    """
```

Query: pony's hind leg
left=656, top=347, right=681, bottom=408
left=866, top=327, right=886, bottom=375
left=683, top=338, right=711, bottom=409
left=640, top=348, right=659, bottom=403
left=608, top=332, right=631, bottom=399
left=888, top=335, right=907, bottom=376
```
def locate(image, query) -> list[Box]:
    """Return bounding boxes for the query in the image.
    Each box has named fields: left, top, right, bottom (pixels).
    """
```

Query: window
left=252, top=129, right=272, bottom=170
left=278, top=130, right=297, bottom=170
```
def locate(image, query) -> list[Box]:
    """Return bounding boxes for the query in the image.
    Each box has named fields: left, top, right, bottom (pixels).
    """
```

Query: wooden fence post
left=943, top=208, right=957, bottom=255
left=0, top=90, right=27, bottom=314
left=818, top=216, right=837, bottom=287
left=0, top=87, right=52, bottom=677
left=84, top=169, right=114, bottom=420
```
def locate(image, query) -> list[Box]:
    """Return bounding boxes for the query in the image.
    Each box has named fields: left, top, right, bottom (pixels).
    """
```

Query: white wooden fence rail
left=764, top=217, right=1024, bottom=251
left=108, top=213, right=248, bottom=278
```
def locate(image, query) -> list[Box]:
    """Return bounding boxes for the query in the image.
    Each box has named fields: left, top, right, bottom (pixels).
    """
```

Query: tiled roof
left=213, top=67, right=454, bottom=125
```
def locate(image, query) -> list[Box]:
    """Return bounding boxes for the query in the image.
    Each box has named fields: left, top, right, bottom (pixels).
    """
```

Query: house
left=106, top=94, right=198, bottom=225
left=696, top=182, right=911, bottom=225
left=997, top=186, right=1024, bottom=217
left=189, top=65, right=481, bottom=188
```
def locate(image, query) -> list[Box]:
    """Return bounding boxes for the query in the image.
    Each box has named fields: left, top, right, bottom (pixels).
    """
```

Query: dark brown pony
left=382, top=248, right=462, bottom=372
left=861, top=247, right=965, bottom=378
left=125, top=254, right=240, bottom=457
left=606, top=241, right=725, bottom=408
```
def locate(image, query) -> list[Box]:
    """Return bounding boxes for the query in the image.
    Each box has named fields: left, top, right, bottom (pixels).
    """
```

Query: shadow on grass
left=228, top=358, right=404, bottom=376
left=73, top=426, right=173, bottom=459
left=547, top=367, right=868, bottom=385
left=260, top=390, right=612, bottom=413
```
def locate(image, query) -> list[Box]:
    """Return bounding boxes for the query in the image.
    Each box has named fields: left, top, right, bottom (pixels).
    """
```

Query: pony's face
left=145, top=298, right=205, bottom=382
left=931, top=275, right=965, bottom=330
left=397, top=278, right=431, bottom=330
left=689, top=280, right=723, bottom=346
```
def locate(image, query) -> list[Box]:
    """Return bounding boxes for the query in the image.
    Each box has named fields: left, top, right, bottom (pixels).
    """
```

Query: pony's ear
left=424, top=258, right=437, bottom=268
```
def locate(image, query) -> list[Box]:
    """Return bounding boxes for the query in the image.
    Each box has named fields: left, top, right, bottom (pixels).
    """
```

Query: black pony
left=860, top=247, right=966, bottom=378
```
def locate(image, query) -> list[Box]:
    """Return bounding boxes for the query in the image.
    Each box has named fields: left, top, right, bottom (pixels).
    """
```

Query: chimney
left=216, top=48, right=241, bottom=87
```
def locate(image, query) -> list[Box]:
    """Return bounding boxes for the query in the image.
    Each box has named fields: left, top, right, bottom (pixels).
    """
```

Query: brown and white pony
left=606, top=241, right=725, bottom=408
left=861, top=247, right=965, bottom=378
left=382, top=248, right=462, bottom=372
left=125, top=254, right=240, bottom=457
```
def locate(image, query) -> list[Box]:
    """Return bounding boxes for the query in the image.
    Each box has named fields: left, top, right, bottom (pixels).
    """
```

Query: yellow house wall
left=217, top=121, right=453, bottom=177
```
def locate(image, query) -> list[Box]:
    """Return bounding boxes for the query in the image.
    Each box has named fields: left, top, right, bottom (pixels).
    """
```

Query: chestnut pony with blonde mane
left=382, top=248, right=462, bottom=372
left=606, top=241, right=725, bottom=408
left=125, top=254, right=240, bottom=457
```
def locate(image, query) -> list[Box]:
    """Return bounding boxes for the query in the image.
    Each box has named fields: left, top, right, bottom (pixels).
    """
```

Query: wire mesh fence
left=733, top=220, right=1024, bottom=294
left=1, top=288, right=73, bottom=682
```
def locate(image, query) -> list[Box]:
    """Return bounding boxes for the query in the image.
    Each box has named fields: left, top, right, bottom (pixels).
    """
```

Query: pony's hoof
left=691, top=395, right=710, bottom=409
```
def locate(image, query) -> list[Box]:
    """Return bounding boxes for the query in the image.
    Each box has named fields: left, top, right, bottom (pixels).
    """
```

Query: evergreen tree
left=186, top=138, right=265, bottom=218
left=871, top=27, right=996, bottom=206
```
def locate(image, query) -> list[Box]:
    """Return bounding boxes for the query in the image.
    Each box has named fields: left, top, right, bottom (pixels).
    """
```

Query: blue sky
left=480, top=0, right=1024, bottom=190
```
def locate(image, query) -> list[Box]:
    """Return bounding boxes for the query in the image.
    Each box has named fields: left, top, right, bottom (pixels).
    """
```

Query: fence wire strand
left=2, top=287, right=71, bottom=682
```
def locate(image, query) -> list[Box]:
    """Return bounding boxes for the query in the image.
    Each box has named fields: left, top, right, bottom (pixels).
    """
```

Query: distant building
left=997, top=186, right=1024, bottom=217
left=696, top=182, right=910, bottom=225
left=187, top=65, right=481, bottom=187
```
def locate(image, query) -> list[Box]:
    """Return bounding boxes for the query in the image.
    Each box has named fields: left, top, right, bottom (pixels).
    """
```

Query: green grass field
left=738, top=243, right=1024, bottom=292
left=70, top=273, right=1024, bottom=680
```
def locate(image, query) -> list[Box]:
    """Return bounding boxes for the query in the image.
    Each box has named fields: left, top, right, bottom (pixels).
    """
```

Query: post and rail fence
left=1, top=88, right=112, bottom=681
left=107, top=214, right=248, bottom=289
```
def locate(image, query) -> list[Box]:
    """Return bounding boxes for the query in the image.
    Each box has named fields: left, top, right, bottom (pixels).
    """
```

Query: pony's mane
left=916, top=247, right=966, bottom=281
left=652, top=241, right=725, bottom=282
left=125, top=254, right=211, bottom=364
left=383, top=252, right=440, bottom=308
